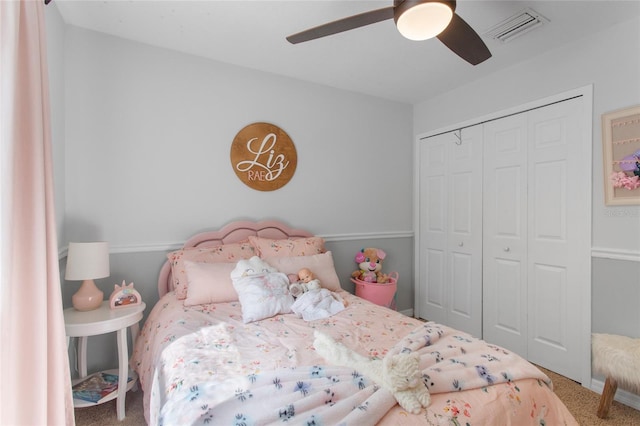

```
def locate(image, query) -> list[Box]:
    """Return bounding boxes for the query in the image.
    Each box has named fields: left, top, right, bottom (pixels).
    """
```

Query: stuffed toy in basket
left=350, top=248, right=398, bottom=309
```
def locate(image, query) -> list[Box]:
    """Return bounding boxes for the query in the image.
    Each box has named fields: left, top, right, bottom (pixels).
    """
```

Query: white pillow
left=231, top=272, right=294, bottom=323
left=265, top=251, right=342, bottom=292
left=183, top=261, right=238, bottom=306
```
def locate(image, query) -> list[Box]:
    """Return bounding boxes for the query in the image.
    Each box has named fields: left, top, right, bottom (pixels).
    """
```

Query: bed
left=131, top=220, right=578, bottom=425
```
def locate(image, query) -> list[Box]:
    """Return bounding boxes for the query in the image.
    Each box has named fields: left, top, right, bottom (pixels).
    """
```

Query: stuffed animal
left=313, top=331, right=430, bottom=414
left=351, top=247, right=389, bottom=283
left=289, top=268, right=322, bottom=298
left=230, top=256, right=294, bottom=323
left=230, top=256, right=278, bottom=279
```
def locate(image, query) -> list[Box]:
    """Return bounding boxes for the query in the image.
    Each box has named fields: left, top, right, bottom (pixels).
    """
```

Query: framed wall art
left=602, top=105, right=640, bottom=205
left=230, top=122, right=297, bottom=191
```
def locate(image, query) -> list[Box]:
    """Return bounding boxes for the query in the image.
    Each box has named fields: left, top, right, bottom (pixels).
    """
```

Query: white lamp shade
left=396, top=2, right=453, bottom=41
left=65, top=242, right=110, bottom=280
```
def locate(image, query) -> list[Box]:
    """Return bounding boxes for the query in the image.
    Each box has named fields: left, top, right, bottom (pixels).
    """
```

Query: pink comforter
left=131, top=291, right=578, bottom=425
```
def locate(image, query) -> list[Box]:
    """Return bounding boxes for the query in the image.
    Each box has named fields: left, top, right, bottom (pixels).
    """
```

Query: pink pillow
left=183, top=261, right=238, bottom=306
left=265, top=251, right=342, bottom=292
left=249, top=235, right=325, bottom=258
left=167, top=241, right=256, bottom=299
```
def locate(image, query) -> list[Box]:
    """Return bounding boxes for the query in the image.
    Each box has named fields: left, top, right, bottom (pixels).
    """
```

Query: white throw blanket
left=291, top=288, right=345, bottom=321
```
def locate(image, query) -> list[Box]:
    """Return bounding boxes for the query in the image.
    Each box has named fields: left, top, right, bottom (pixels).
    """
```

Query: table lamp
left=65, top=242, right=110, bottom=311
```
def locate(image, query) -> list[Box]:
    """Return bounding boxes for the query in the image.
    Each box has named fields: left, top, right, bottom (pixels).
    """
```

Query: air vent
left=484, top=8, right=549, bottom=43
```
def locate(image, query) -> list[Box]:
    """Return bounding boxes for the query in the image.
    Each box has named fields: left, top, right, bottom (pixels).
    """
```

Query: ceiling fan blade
left=287, top=7, right=395, bottom=44
left=437, top=13, right=491, bottom=65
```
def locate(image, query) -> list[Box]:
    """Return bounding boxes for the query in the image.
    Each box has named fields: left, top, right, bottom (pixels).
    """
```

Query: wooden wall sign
left=230, top=122, right=297, bottom=191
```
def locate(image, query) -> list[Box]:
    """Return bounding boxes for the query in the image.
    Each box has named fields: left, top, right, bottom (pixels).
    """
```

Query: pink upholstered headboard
left=157, top=220, right=314, bottom=297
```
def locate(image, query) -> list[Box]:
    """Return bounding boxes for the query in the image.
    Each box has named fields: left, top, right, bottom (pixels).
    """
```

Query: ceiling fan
left=286, top=0, right=491, bottom=66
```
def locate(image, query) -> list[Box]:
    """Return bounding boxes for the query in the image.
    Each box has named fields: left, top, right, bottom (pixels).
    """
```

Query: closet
left=416, top=95, right=590, bottom=382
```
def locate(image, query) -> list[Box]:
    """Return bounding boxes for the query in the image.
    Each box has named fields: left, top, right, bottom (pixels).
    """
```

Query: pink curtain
left=0, top=1, right=75, bottom=425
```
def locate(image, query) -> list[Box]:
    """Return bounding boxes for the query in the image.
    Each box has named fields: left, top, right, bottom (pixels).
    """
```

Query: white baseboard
left=590, top=378, right=640, bottom=411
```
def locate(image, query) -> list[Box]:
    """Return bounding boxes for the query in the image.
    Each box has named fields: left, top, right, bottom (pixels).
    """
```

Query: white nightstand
left=64, top=301, right=146, bottom=420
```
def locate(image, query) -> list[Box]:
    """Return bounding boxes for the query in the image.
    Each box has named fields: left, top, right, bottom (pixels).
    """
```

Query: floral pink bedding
left=131, top=291, right=578, bottom=425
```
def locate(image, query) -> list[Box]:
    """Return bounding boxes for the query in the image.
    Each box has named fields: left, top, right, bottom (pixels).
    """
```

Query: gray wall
left=62, top=27, right=413, bottom=245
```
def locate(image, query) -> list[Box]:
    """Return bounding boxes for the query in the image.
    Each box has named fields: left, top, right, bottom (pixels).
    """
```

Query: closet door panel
left=531, top=264, right=567, bottom=348
left=527, top=98, right=584, bottom=381
left=451, top=172, right=473, bottom=235
left=449, top=170, right=473, bottom=316
left=418, top=126, right=482, bottom=337
left=425, top=248, right=446, bottom=321
left=448, top=170, right=478, bottom=334
left=533, top=161, right=567, bottom=244
left=494, top=166, right=524, bottom=238
left=419, top=136, right=448, bottom=323
left=483, top=114, right=528, bottom=357
left=495, top=259, right=523, bottom=323
left=426, top=176, right=446, bottom=235
left=450, top=253, right=472, bottom=310
left=449, top=252, right=474, bottom=330
left=448, top=125, right=483, bottom=337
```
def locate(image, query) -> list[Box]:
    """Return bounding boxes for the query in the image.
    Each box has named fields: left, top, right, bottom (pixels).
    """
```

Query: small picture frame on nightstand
left=109, top=281, right=142, bottom=309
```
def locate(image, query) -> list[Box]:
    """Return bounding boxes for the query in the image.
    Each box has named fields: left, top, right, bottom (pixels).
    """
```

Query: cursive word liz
left=236, top=133, right=289, bottom=181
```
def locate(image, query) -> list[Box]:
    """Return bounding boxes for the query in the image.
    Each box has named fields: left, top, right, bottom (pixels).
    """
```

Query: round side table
left=64, top=301, right=146, bottom=420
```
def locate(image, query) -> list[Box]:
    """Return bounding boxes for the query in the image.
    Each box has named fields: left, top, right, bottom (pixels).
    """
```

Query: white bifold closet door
left=418, top=96, right=588, bottom=382
left=483, top=97, right=585, bottom=382
left=418, top=124, right=483, bottom=338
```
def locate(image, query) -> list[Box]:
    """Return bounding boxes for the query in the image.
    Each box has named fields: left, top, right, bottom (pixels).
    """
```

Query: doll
left=289, top=268, right=321, bottom=298
left=291, top=269, right=348, bottom=320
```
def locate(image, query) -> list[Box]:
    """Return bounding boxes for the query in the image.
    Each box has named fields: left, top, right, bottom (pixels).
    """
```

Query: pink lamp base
left=72, top=280, right=104, bottom=311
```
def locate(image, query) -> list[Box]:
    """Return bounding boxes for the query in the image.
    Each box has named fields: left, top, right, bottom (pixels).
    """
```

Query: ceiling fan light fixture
left=395, top=1, right=453, bottom=41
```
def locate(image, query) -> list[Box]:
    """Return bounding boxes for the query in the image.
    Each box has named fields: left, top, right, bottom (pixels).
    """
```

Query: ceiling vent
left=484, top=8, right=549, bottom=43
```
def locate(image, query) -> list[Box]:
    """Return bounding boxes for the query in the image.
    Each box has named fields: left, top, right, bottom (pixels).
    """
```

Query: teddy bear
left=313, top=331, right=430, bottom=414
left=289, top=267, right=322, bottom=298
left=351, top=247, right=389, bottom=283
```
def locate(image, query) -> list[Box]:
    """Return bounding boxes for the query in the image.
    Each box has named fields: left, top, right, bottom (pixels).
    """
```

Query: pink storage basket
left=351, top=272, right=398, bottom=310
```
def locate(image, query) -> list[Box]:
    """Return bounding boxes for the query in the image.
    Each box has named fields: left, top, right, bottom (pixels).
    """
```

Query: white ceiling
left=53, top=0, right=640, bottom=104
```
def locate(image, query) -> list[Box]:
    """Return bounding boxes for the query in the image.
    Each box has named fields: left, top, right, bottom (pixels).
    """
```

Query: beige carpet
left=537, top=366, right=640, bottom=426
left=75, top=367, right=640, bottom=425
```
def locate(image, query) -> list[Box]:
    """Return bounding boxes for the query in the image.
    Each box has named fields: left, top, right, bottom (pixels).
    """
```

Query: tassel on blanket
left=313, top=331, right=431, bottom=414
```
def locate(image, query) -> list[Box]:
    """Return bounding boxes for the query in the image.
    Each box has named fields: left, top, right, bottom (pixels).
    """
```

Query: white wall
left=413, top=17, right=640, bottom=343
left=64, top=27, right=413, bottom=246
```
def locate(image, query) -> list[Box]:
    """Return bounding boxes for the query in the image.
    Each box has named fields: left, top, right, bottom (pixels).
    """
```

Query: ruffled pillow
left=167, top=241, right=256, bottom=299
left=248, top=235, right=325, bottom=258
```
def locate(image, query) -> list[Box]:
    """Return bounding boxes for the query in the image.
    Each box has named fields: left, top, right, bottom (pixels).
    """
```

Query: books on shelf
left=72, top=372, right=132, bottom=404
